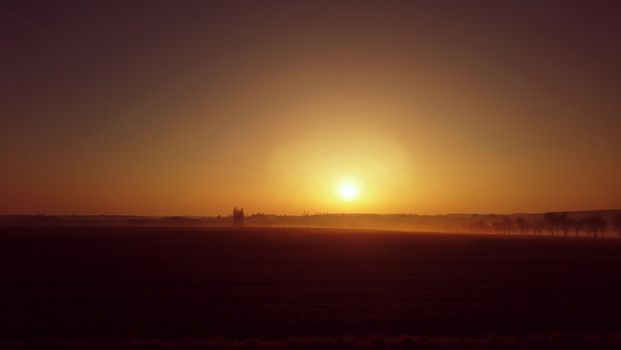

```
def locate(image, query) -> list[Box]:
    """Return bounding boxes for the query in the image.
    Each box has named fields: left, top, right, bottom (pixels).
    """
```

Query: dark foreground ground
left=0, top=225, right=620, bottom=349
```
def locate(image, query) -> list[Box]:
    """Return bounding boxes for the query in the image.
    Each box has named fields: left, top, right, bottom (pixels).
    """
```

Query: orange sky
left=1, top=1, right=620, bottom=215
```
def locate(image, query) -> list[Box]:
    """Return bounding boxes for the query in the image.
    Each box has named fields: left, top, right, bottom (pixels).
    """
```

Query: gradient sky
left=2, top=1, right=620, bottom=215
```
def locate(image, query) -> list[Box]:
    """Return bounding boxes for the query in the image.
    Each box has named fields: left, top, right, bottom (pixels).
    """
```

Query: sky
left=1, top=1, right=620, bottom=215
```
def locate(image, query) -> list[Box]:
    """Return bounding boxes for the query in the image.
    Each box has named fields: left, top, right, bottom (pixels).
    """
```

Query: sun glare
left=337, top=180, right=360, bottom=201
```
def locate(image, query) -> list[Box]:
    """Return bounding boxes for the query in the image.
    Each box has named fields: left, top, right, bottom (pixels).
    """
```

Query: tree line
left=467, top=213, right=621, bottom=238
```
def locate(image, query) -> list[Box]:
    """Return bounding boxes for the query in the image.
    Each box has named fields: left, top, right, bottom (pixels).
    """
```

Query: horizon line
left=1, top=209, right=620, bottom=218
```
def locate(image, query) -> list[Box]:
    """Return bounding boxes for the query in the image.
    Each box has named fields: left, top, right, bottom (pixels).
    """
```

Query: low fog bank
left=1, top=210, right=620, bottom=237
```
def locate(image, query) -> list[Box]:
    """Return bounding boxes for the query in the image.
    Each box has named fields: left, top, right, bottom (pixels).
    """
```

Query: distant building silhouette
left=232, top=207, right=244, bottom=227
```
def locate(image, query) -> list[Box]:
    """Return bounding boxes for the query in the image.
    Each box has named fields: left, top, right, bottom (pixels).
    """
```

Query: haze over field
left=2, top=1, right=621, bottom=216
left=3, top=3, right=621, bottom=349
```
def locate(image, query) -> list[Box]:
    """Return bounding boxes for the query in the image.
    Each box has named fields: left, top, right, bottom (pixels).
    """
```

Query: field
left=0, top=225, right=620, bottom=349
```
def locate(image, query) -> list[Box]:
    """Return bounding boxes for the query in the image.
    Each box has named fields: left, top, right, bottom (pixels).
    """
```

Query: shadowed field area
left=0, top=225, right=620, bottom=349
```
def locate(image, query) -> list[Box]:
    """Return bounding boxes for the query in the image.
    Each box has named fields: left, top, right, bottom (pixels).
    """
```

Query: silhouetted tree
left=531, top=220, right=545, bottom=235
left=544, top=212, right=556, bottom=236
left=543, top=212, right=570, bottom=237
left=515, top=217, right=531, bottom=235
left=558, top=213, right=571, bottom=237
left=571, top=218, right=584, bottom=237
left=493, top=217, right=514, bottom=235
left=583, top=215, right=606, bottom=238
left=615, top=214, right=621, bottom=237
left=467, top=220, right=491, bottom=234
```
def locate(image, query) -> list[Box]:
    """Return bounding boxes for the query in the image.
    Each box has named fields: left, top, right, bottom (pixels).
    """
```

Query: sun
left=337, top=180, right=360, bottom=201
